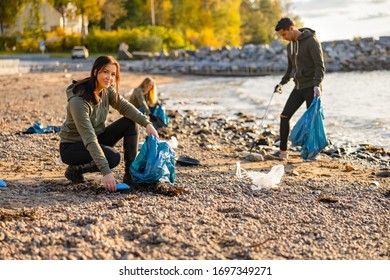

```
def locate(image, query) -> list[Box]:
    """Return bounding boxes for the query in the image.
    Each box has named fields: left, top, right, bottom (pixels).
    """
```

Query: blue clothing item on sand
left=0, top=180, right=7, bottom=188
left=23, top=122, right=61, bottom=134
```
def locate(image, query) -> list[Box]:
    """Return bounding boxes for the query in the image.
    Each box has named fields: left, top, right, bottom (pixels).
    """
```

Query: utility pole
left=151, top=0, right=155, bottom=26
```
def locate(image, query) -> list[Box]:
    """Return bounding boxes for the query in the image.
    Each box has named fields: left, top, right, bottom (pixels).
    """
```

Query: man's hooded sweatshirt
left=280, top=28, right=325, bottom=89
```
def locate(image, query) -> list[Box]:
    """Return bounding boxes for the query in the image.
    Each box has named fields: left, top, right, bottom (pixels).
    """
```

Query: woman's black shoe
left=123, top=173, right=133, bottom=186
left=65, top=165, right=85, bottom=183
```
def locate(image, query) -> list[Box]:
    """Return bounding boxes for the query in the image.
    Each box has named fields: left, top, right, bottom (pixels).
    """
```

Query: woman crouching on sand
left=59, top=55, right=159, bottom=192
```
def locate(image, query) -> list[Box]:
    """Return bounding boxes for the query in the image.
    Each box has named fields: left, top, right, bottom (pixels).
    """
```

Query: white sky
left=289, top=0, right=390, bottom=41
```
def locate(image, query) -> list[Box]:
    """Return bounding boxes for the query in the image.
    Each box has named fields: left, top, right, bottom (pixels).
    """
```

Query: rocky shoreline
left=127, top=36, right=390, bottom=75
left=0, top=72, right=389, bottom=260
left=1, top=36, right=390, bottom=76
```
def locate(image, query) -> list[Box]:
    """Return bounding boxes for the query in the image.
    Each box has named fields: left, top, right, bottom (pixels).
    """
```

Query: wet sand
left=0, top=72, right=389, bottom=260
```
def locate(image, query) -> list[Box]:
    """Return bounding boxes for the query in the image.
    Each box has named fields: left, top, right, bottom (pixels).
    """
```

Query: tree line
left=0, top=0, right=302, bottom=51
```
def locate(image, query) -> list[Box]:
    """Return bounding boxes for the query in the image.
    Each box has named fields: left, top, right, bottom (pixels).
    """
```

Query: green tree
left=23, top=0, right=45, bottom=39
left=240, top=0, right=283, bottom=44
left=73, top=0, right=103, bottom=37
left=89, top=0, right=300, bottom=49
left=0, top=0, right=25, bottom=35
left=150, top=0, right=172, bottom=27
left=170, top=0, right=208, bottom=31
left=102, top=0, right=126, bottom=31
left=172, top=0, right=241, bottom=47
left=116, top=0, right=149, bottom=28
left=209, top=0, right=241, bottom=46
left=259, top=0, right=283, bottom=43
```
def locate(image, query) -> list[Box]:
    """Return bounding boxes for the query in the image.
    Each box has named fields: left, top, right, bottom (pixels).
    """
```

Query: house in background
left=11, top=0, right=88, bottom=35
left=60, top=2, right=89, bottom=35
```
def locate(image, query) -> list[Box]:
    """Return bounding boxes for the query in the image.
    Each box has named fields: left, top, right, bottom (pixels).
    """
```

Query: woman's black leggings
left=279, top=86, right=314, bottom=151
left=60, top=117, right=138, bottom=167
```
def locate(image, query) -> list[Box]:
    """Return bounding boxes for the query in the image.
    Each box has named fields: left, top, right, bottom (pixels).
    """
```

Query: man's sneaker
left=266, top=151, right=288, bottom=161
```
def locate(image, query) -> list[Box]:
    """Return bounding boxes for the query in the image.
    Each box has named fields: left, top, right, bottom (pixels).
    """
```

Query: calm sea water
left=159, top=70, right=390, bottom=150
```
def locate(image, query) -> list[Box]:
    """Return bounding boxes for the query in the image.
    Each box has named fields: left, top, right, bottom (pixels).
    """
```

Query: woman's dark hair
left=73, top=56, right=120, bottom=104
left=275, top=17, right=294, bottom=31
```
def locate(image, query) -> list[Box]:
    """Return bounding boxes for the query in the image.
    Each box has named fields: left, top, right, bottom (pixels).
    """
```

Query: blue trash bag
left=130, top=135, right=176, bottom=184
left=23, top=121, right=60, bottom=134
left=152, top=103, right=169, bottom=127
left=290, top=97, right=329, bottom=160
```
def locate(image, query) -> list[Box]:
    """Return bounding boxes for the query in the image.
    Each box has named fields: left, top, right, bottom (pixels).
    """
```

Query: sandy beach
left=0, top=72, right=389, bottom=260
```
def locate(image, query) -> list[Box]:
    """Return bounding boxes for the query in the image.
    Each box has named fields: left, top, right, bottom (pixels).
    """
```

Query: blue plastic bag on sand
left=0, top=179, right=7, bottom=188
left=290, top=97, right=329, bottom=160
left=23, top=121, right=60, bottom=134
left=130, top=135, right=176, bottom=184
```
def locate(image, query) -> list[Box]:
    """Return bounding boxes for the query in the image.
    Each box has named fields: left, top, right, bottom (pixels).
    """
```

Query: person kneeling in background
left=129, top=77, right=158, bottom=116
left=129, top=77, right=168, bottom=129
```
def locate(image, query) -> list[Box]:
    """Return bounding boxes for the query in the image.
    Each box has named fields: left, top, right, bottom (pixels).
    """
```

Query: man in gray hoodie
left=270, top=17, right=325, bottom=160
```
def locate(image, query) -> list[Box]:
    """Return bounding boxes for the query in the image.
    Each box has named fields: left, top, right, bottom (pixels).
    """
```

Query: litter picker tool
left=249, top=88, right=280, bottom=153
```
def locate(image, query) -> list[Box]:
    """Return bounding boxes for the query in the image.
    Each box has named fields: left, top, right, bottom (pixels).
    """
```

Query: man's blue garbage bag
left=130, top=135, right=176, bottom=184
left=23, top=121, right=60, bottom=134
left=290, top=97, right=329, bottom=160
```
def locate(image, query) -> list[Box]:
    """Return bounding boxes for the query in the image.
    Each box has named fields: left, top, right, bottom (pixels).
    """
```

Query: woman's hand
left=146, top=123, right=159, bottom=139
left=103, top=173, right=116, bottom=192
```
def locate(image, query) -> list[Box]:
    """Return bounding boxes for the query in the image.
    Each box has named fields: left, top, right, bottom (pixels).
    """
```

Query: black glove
left=274, top=83, right=283, bottom=94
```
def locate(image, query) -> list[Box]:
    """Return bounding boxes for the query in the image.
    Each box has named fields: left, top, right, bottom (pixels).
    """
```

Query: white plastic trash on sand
left=236, top=162, right=242, bottom=178
left=138, top=136, right=178, bottom=150
left=167, top=136, right=178, bottom=149
left=236, top=162, right=284, bottom=190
